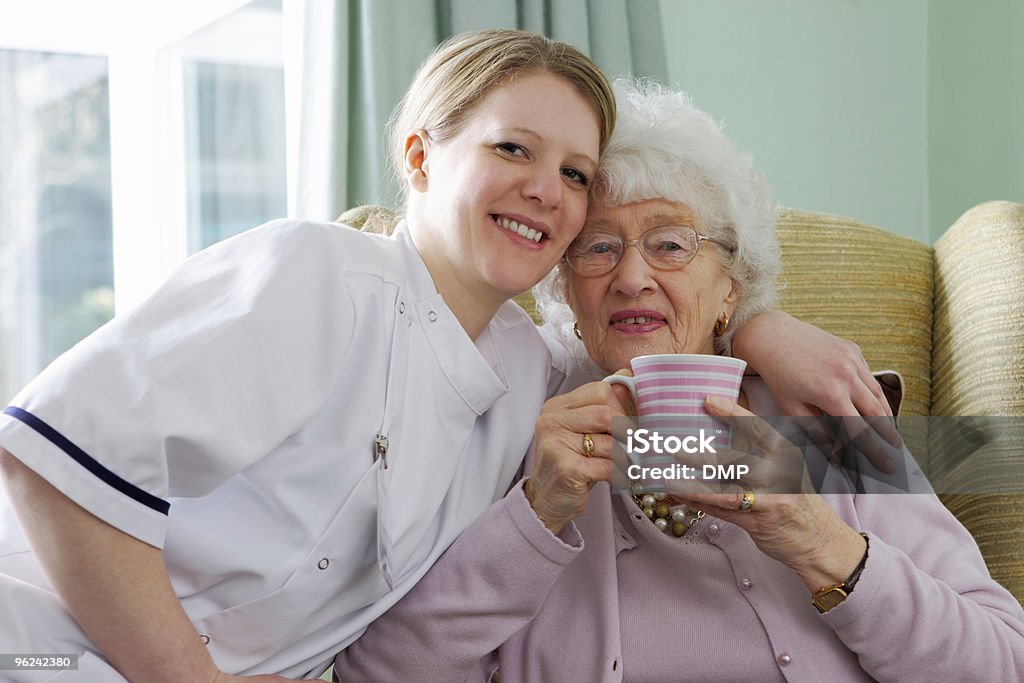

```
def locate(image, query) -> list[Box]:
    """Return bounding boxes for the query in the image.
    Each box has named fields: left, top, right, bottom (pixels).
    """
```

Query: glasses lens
left=641, top=227, right=698, bottom=268
left=568, top=233, right=622, bottom=275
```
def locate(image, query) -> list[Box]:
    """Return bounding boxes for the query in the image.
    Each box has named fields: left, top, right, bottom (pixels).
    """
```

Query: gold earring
left=573, top=322, right=583, bottom=340
left=714, top=312, right=730, bottom=336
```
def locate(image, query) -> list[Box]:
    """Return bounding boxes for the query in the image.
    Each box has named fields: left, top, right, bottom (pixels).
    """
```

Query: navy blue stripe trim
left=2, top=406, right=170, bottom=515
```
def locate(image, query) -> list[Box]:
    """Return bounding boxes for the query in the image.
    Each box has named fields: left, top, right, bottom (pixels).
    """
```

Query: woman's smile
left=492, top=213, right=549, bottom=248
left=609, top=308, right=667, bottom=334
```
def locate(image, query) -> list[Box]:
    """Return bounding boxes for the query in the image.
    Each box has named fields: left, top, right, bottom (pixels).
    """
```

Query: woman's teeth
left=496, top=216, right=542, bottom=243
left=621, top=317, right=655, bottom=324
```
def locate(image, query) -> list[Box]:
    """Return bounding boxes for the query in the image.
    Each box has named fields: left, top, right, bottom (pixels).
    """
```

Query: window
left=0, top=50, right=114, bottom=401
left=184, top=60, right=286, bottom=251
left=164, top=0, right=286, bottom=252
left=0, top=0, right=285, bottom=402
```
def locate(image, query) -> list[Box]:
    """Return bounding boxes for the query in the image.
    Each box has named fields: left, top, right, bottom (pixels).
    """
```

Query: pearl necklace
left=630, top=483, right=704, bottom=537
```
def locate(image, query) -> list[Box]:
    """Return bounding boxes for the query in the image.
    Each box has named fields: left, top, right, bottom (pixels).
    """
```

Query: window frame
left=0, top=0, right=279, bottom=314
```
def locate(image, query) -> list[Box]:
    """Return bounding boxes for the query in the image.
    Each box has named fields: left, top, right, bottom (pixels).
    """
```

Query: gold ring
left=582, top=433, right=595, bottom=458
left=739, top=489, right=756, bottom=512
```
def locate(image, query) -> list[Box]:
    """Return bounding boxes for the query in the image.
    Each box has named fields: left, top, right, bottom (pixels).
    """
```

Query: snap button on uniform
left=398, top=302, right=405, bottom=314
left=199, top=634, right=211, bottom=645
left=317, top=558, right=330, bottom=570
left=427, top=310, right=438, bottom=322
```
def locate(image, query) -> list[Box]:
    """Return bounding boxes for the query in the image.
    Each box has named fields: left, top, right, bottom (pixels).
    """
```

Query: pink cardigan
left=334, top=382, right=1024, bottom=682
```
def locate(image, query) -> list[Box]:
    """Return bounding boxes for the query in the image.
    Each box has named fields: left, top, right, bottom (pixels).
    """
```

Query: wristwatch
left=812, top=533, right=869, bottom=614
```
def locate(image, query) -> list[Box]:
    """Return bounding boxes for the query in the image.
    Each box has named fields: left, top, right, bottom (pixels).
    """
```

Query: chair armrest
left=932, top=200, right=1024, bottom=415
left=932, top=200, right=1024, bottom=605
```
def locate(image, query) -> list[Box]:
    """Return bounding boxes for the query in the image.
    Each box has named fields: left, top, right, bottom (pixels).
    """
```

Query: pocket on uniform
left=190, top=460, right=390, bottom=672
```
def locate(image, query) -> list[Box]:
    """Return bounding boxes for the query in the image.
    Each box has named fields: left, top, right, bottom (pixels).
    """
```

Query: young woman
left=0, top=30, right=886, bottom=683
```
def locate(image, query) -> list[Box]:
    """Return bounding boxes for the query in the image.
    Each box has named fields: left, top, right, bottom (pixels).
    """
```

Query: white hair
left=535, top=78, right=780, bottom=359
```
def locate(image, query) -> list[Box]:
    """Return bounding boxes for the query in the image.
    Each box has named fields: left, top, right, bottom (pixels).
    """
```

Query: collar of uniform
left=392, top=220, right=508, bottom=414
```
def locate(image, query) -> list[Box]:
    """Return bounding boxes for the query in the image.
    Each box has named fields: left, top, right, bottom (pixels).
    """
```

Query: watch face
left=814, top=587, right=848, bottom=613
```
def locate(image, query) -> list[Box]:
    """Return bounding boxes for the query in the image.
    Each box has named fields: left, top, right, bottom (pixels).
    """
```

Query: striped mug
left=604, top=354, right=747, bottom=475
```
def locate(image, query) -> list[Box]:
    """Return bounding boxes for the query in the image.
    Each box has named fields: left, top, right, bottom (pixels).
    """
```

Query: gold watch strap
left=811, top=533, right=869, bottom=614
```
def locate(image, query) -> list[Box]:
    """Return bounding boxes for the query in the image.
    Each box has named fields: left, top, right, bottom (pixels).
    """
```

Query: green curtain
left=290, top=0, right=667, bottom=221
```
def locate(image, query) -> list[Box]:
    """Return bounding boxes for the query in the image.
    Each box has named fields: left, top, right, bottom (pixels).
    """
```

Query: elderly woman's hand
left=524, top=381, right=631, bottom=535
left=670, top=395, right=868, bottom=593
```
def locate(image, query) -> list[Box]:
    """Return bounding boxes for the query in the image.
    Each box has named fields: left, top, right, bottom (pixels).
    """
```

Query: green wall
left=659, top=0, right=1023, bottom=244
left=928, top=0, right=1024, bottom=239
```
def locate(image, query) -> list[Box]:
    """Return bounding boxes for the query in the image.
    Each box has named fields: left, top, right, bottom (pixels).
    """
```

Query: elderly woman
left=333, top=79, right=1024, bottom=682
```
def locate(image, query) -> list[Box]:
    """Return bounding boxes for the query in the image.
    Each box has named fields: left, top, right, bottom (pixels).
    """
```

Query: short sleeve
left=0, top=219, right=363, bottom=548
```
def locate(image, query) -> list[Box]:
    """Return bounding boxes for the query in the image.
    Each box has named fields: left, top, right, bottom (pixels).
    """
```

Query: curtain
left=285, top=0, right=667, bottom=221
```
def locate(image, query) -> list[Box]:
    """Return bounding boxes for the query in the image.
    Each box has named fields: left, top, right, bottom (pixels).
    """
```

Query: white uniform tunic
left=0, top=218, right=561, bottom=680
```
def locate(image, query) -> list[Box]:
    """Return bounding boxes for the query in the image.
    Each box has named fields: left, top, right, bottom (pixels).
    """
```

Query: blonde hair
left=388, top=29, right=615, bottom=195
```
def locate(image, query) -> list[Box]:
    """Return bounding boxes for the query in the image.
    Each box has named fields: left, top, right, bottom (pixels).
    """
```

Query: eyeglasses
left=564, top=226, right=735, bottom=277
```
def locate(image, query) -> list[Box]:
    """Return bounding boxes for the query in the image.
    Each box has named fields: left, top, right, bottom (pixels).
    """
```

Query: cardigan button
left=706, top=523, right=720, bottom=538
left=777, top=653, right=792, bottom=666
left=740, top=578, right=753, bottom=590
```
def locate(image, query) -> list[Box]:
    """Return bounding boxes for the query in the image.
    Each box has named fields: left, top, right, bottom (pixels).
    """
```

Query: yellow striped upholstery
left=774, top=209, right=933, bottom=418
left=931, top=201, right=1024, bottom=602
left=932, top=201, right=1024, bottom=416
